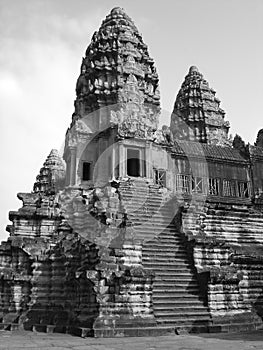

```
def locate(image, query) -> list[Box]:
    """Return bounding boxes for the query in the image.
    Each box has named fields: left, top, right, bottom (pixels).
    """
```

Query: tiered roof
left=33, top=149, right=65, bottom=194
left=171, top=66, right=230, bottom=146
left=73, top=7, right=160, bottom=122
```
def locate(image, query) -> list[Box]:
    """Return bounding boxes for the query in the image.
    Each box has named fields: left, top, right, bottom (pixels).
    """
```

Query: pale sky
left=0, top=0, right=262, bottom=241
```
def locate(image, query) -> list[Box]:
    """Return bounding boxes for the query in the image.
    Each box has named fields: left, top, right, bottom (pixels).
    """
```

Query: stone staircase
left=119, top=179, right=211, bottom=333
left=142, top=225, right=211, bottom=333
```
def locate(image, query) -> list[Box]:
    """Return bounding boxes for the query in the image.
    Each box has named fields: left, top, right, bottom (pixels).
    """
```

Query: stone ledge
left=94, top=326, right=175, bottom=337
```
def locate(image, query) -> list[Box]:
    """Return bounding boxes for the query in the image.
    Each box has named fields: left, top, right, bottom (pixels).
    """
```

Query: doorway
left=127, top=149, right=140, bottom=177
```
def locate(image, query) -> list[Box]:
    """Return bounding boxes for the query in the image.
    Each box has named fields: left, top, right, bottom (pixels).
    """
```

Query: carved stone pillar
left=69, top=147, right=77, bottom=186
left=111, top=144, right=116, bottom=179
left=145, top=141, right=152, bottom=179
left=118, top=142, right=125, bottom=178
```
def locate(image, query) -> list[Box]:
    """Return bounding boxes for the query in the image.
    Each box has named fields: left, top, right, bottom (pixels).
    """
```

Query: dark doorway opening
left=127, top=149, right=140, bottom=177
left=82, top=162, right=91, bottom=181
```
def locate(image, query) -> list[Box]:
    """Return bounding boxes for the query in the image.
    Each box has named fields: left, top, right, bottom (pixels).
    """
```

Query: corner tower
left=170, top=66, right=231, bottom=146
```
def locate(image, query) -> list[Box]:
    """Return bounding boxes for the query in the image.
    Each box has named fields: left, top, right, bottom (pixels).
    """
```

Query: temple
left=1, top=7, right=263, bottom=337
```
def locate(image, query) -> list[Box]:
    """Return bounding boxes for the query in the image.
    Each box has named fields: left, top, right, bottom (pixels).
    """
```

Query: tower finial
left=189, top=66, right=199, bottom=74
left=111, top=7, right=125, bottom=14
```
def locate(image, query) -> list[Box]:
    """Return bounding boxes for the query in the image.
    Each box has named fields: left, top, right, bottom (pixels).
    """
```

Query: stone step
left=154, top=278, right=198, bottom=285
left=142, top=241, right=186, bottom=248
left=142, top=247, right=187, bottom=254
left=143, top=265, right=195, bottom=273
left=143, top=258, right=191, bottom=264
left=121, top=197, right=167, bottom=204
left=153, top=291, right=203, bottom=298
left=143, top=241, right=184, bottom=247
left=127, top=214, right=173, bottom=222
left=132, top=227, right=177, bottom=234
left=154, top=279, right=199, bottom=286
left=143, top=252, right=188, bottom=259
left=155, top=274, right=199, bottom=284
left=146, top=272, right=196, bottom=279
left=128, top=216, right=173, bottom=221
left=129, top=220, right=173, bottom=227
left=143, top=260, right=192, bottom=268
left=143, top=252, right=189, bottom=259
left=142, top=252, right=188, bottom=259
left=143, top=251, right=189, bottom=258
left=140, top=228, right=179, bottom=234
left=127, top=216, right=173, bottom=222
left=122, top=198, right=171, bottom=204
left=158, top=290, right=202, bottom=298
left=143, top=260, right=191, bottom=266
left=156, top=231, right=183, bottom=237
left=143, top=240, right=184, bottom=245
left=154, top=305, right=208, bottom=312
left=153, top=278, right=199, bottom=285
left=142, top=244, right=185, bottom=250
left=120, top=198, right=164, bottom=205
left=155, top=312, right=210, bottom=319
left=153, top=285, right=200, bottom=291
left=124, top=201, right=171, bottom=207
left=120, top=187, right=162, bottom=192
left=154, top=277, right=198, bottom=283
left=142, top=250, right=188, bottom=256
left=153, top=299, right=205, bottom=306
left=144, top=237, right=183, bottom=243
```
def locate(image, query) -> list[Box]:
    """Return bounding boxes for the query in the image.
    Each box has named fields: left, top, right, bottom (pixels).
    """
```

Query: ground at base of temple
left=1, top=330, right=263, bottom=350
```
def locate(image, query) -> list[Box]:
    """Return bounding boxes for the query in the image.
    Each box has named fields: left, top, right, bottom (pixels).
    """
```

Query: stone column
left=118, top=142, right=125, bottom=178
left=69, top=147, right=77, bottom=186
left=145, top=141, right=152, bottom=179
left=111, top=143, right=116, bottom=179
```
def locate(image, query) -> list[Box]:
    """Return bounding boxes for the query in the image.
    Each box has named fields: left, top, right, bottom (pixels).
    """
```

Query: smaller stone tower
left=170, top=66, right=230, bottom=146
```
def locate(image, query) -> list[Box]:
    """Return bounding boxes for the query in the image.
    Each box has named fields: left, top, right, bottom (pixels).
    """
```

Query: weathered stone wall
left=0, top=181, right=158, bottom=335
left=182, top=201, right=263, bottom=330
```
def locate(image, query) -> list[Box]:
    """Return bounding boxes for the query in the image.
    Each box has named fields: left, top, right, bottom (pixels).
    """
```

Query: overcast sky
left=0, top=0, right=262, bottom=241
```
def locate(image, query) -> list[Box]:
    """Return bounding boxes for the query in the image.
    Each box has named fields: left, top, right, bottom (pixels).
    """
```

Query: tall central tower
left=73, top=7, right=160, bottom=119
left=64, top=7, right=161, bottom=188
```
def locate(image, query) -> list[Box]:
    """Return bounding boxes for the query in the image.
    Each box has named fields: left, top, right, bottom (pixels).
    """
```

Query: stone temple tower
left=64, top=7, right=161, bottom=188
left=170, top=66, right=230, bottom=146
left=73, top=6, right=160, bottom=117
left=1, top=7, right=263, bottom=338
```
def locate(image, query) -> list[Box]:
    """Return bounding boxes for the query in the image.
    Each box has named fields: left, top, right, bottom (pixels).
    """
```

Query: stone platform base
left=93, top=326, right=175, bottom=337
left=1, top=321, right=263, bottom=338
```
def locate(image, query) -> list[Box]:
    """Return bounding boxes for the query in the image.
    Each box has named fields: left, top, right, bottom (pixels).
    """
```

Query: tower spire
left=73, top=7, right=160, bottom=123
left=170, top=66, right=231, bottom=146
left=33, top=149, right=65, bottom=194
